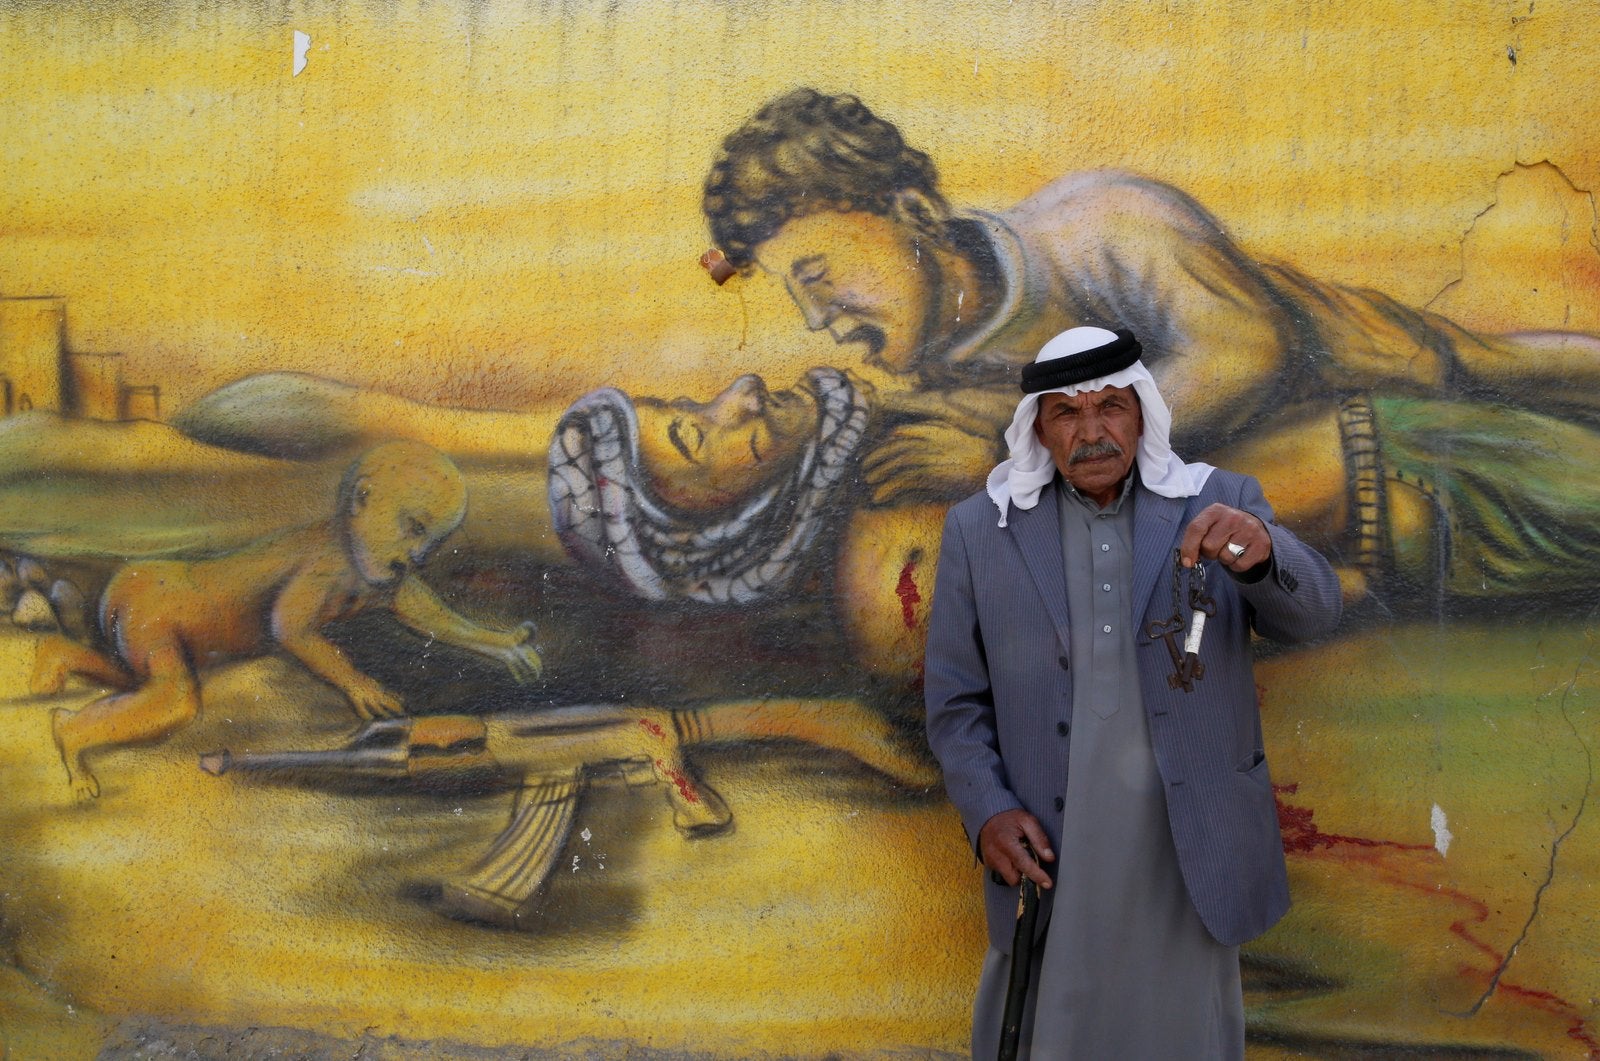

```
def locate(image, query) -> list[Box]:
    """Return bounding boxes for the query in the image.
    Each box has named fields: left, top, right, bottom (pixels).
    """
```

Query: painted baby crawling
left=36, top=441, right=542, bottom=801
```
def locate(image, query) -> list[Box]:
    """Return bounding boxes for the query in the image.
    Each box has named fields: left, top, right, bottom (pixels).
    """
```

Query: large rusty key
left=1146, top=551, right=1217, bottom=694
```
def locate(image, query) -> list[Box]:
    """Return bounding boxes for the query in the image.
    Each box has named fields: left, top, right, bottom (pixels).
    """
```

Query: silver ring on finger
left=1225, top=541, right=1246, bottom=559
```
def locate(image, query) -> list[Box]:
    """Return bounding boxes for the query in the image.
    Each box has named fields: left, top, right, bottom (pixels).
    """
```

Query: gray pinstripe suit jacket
left=924, top=471, right=1341, bottom=952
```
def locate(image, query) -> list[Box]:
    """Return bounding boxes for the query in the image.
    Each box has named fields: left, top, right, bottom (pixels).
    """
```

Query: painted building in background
left=0, top=297, right=64, bottom=415
left=0, top=1, right=1597, bottom=1058
left=0, top=297, right=159, bottom=420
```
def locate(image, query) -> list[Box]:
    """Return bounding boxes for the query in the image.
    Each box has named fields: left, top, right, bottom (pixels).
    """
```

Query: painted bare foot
left=51, top=707, right=100, bottom=802
left=649, top=757, right=732, bottom=835
left=28, top=640, right=69, bottom=696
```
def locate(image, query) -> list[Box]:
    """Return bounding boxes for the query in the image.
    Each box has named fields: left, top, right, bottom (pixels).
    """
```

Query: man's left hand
left=1179, top=503, right=1272, bottom=573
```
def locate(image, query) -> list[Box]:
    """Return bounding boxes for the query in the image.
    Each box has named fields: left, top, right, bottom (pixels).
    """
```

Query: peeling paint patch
left=293, top=31, right=310, bottom=77
left=1431, top=803, right=1453, bottom=857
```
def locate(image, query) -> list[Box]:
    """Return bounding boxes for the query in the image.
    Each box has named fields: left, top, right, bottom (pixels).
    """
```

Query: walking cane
left=997, top=874, right=1041, bottom=1061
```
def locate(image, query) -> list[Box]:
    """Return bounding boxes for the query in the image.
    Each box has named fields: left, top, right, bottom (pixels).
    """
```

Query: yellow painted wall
left=2, top=2, right=1598, bottom=1058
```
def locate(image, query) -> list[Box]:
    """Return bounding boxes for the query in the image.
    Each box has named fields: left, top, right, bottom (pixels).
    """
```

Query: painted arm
left=393, top=575, right=542, bottom=683
left=271, top=559, right=404, bottom=719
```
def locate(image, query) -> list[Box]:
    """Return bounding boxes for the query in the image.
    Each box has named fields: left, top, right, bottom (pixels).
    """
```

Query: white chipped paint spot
left=580, top=827, right=592, bottom=843
left=571, top=855, right=581, bottom=873
left=1431, top=804, right=1453, bottom=857
left=293, top=31, right=311, bottom=76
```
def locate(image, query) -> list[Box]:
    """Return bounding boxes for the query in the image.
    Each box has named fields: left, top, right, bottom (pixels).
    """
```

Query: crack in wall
left=1457, top=631, right=1596, bottom=1018
left=1426, top=160, right=1600, bottom=328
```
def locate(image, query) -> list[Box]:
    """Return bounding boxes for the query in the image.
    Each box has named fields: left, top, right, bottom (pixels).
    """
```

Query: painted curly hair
left=703, top=88, right=946, bottom=271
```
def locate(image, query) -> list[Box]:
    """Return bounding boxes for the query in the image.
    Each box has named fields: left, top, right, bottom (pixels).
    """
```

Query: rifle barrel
left=199, top=744, right=410, bottom=777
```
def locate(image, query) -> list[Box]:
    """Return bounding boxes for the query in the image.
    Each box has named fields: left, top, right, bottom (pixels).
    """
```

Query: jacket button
left=1057, top=655, right=1070, bottom=670
left=1053, top=796, right=1065, bottom=812
left=1056, top=721, right=1070, bottom=737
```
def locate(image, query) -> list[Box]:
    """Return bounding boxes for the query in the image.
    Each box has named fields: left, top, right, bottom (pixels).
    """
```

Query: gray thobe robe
left=971, top=476, right=1243, bottom=1059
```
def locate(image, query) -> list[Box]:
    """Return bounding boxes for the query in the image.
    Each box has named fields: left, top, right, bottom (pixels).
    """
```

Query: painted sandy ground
left=2, top=616, right=1596, bottom=1057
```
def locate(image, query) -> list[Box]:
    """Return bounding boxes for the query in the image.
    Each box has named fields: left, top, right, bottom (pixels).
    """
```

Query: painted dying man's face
left=632, top=373, right=821, bottom=511
left=752, top=208, right=945, bottom=376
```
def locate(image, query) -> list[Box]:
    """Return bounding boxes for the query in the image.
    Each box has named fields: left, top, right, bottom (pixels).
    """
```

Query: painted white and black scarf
left=548, top=368, right=870, bottom=605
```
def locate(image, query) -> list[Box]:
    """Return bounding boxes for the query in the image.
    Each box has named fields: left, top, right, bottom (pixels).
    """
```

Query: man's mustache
left=1068, top=440, right=1124, bottom=464
left=836, top=324, right=887, bottom=358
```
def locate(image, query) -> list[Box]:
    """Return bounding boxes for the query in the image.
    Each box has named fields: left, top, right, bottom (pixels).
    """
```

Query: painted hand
left=345, top=676, right=404, bottom=720
left=1180, top=503, right=1272, bottom=574
left=862, top=419, right=995, bottom=505
left=978, top=808, right=1055, bottom=889
left=495, top=620, right=543, bottom=684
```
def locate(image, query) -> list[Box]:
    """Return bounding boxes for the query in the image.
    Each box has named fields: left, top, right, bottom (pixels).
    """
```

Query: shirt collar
left=1060, top=469, right=1136, bottom=515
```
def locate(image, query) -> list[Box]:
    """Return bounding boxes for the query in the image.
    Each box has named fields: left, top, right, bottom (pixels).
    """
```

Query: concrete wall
left=0, top=1, right=1597, bottom=1057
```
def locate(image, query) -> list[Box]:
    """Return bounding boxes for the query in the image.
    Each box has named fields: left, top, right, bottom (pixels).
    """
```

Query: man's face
left=633, top=373, right=819, bottom=510
left=752, top=208, right=941, bottom=375
left=1033, top=385, right=1144, bottom=507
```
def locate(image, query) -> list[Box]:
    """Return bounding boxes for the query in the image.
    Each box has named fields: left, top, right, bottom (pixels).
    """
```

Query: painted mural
left=2, top=1, right=1598, bottom=1057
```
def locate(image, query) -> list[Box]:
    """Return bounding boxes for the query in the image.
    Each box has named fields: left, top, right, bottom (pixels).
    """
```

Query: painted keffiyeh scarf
left=548, top=368, right=870, bottom=605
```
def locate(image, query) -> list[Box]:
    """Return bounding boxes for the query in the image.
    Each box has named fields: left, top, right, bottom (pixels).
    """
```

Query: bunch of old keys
left=1145, top=548, right=1217, bottom=693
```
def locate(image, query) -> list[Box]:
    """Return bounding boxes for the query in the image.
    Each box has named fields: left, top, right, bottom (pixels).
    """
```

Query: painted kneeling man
left=924, top=327, right=1341, bottom=1058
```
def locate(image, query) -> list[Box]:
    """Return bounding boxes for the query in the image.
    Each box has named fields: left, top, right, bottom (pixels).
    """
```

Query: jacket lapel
left=1132, top=488, right=1191, bottom=628
left=1005, top=478, right=1073, bottom=652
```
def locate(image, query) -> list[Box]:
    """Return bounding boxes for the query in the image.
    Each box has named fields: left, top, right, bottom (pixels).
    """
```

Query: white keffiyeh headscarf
left=986, top=327, right=1213, bottom=526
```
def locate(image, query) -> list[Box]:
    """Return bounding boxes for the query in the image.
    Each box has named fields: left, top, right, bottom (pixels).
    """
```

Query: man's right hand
left=978, top=808, right=1056, bottom=889
left=862, top=418, right=998, bottom=505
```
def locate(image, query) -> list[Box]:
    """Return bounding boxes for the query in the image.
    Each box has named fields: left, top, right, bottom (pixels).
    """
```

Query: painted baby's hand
left=497, top=620, right=543, bottom=684
left=345, top=676, right=404, bottom=720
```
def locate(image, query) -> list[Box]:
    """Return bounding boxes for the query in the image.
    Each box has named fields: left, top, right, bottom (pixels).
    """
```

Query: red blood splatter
left=637, top=718, right=666, bottom=740
left=895, top=562, right=921, bottom=630
left=1498, top=983, right=1600, bottom=1057
left=1275, top=780, right=1596, bottom=1056
left=1274, top=783, right=1432, bottom=855
left=595, top=476, right=609, bottom=489
left=654, top=757, right=700, bottom=804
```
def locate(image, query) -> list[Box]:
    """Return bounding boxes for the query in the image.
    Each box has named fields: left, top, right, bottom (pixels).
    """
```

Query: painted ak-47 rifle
left=200, top=699, right=937, bottom=929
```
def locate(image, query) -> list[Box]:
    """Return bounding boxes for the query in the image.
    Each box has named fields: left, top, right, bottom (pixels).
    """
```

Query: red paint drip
left=1274, top=783, right=1432, bottom=854
left=895, top=562, right=921, bottom=630
left=1498, top=983, right=1600, bottom=1057
left=638, top=717, right=666, bottom=740
left=1274, top=780, right=1597, bottom=1057
left=655, top=757, right=700, bottom=804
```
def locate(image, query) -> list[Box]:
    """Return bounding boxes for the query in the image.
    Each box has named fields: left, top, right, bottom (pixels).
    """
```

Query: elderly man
left=924, top=327, right=1341, bottom=1058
